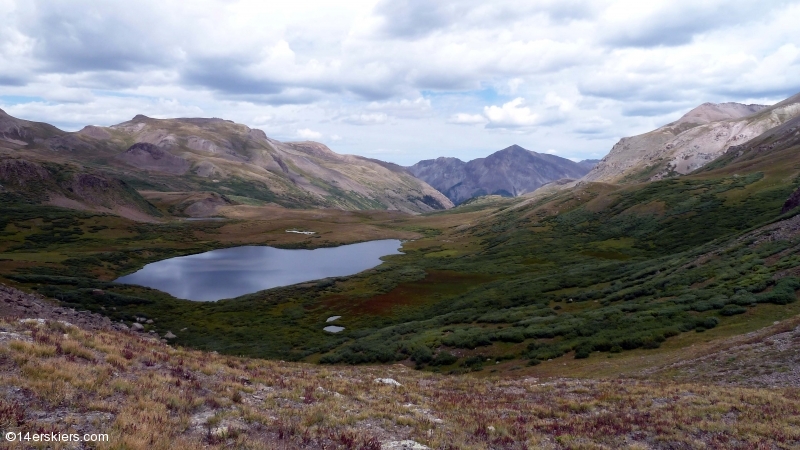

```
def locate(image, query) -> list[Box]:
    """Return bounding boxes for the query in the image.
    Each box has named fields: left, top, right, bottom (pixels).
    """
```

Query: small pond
left=115, top=239, right=403, bottom=301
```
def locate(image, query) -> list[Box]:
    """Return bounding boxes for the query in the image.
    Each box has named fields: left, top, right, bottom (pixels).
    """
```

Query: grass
left=1, top=316, right=799, bottom=449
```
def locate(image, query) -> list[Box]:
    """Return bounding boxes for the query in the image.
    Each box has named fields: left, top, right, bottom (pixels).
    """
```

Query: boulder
left=131, top=323, right=144, bottom=332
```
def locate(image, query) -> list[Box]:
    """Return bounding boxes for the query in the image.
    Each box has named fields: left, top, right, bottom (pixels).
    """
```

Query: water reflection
left=115, top=240, right=402, bottom=301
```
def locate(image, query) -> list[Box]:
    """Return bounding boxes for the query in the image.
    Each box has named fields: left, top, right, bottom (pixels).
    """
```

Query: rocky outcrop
left=0, top=284, right=120, bottom=331
left=0, top=159, right=51, bottom=187
left=117, top=142, right=190, bottom=175
left=782, top=187, right=800, bottom=214
left=583, top=93, right=800, bottom=183
left=408, top=145, right=593, bottom=204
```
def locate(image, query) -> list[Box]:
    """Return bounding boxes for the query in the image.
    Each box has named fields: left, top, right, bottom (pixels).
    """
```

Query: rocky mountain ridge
left=0, top=111, right=453, bottom=218
left=583, top=93, right=800, bottom=183
left=408, top=145, right=596, bottom=204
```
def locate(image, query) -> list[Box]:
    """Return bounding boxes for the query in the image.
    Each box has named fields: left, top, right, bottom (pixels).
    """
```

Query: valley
left=3, top=92, right=800, bottom=448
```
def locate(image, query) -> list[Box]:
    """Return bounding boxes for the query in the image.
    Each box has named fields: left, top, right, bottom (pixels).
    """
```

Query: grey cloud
left=18, top=1, right=179, bottom=73
left=372, top=0, right=600, bottom=40
left=0, top=75, right=27, bottom=87
left=373, top=0, right=463, bottom=39
left=601, top=2, right=780, bottom=48
left=621, top=103, right=688, bottom=117
left=182, top=61, right=286, bottom=96
left=710, top=85, right=800, bottom=102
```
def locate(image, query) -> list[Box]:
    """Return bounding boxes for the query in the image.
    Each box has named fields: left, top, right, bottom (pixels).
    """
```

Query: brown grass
left=2, top=317, right=799, bottom=449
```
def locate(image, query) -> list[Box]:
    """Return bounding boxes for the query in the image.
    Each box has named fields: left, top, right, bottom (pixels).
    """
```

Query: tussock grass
left=1, top=318, right=799, bottom=449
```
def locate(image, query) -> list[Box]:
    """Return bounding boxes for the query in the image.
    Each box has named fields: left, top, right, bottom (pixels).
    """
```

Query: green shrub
left=719, top=305, right=747, bottom=316
left=430, top=351, right=458, bottom=366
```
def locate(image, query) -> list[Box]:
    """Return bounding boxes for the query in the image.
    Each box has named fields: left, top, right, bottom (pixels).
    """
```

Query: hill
left=583, top=93, right=800, bottom=183
left=2, top=284, right=799, bottom=449
left=408, top=145, right=594, bottom=204
left=0, top=110, right=452, bottom=217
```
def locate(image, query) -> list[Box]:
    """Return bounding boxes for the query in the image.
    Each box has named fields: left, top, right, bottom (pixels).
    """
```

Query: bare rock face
left=583, top=93, right=800, bottom=184
left=182, top=192, right=233, bottom=217
left=117, top=142, right=190, bottom=175
left=193, top=160, right=221, bottom=177
left=186, top=136, right=221, bottom=154
left=0, top=108, right=63, bottom=146
left=782, top=187, right=800, bottom=214
left=0, top=158, right=51, bottom=187
left=408, top=145, right=594, bottom=204
left=77, top=125, right=112, bottom=140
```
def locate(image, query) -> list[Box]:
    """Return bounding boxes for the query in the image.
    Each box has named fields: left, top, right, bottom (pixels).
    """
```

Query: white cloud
left=365, top=97, right=431, bottom=118
left=0, top=0, right=797, bottom=165
left=296, top=128, right=323, bottom=140
left=484, top=98, right=539, bottom=128
left=448, top=113, right=487, bottom=125
left=341, top=112, right=388, bottom=125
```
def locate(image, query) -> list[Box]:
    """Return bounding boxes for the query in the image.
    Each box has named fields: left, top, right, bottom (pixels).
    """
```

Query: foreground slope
left=583, top=92, right=800, bottom=183
left=408, top=145, right=594, bottom=204
left=2, top=285, right=798, bottom=449
left=0, top=110, right=452, bottom=216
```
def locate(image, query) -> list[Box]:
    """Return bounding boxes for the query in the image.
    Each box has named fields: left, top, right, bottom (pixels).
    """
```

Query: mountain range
left=408, top=145, right=598, bottom=204
left=0, top=111, right=453, bottom=220
left=583, top=93, right=800, bottom=184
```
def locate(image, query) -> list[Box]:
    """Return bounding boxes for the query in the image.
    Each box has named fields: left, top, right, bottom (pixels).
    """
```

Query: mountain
left=407, top=145, right=595, bottom=204
left=0, top=111, right=452, bottom=217
left=583, top=92, right=800, bottom=183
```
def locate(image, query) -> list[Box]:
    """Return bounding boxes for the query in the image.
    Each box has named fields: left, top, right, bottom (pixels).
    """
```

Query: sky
left=1, top=0, right=799, bottom=166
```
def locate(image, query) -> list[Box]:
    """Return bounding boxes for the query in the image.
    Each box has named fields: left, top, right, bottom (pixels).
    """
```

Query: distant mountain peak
left=408, top=145, right=593, bottom=204
left=499, top=144, right=528, bottom=153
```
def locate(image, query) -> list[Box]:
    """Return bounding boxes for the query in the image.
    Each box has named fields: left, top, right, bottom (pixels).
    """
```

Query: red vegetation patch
left=323, top=270, right=488, bottom=316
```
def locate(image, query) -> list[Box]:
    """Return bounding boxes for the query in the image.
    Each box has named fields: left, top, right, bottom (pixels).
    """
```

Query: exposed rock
left=383, top=440, right=430, bottom=450
left=375, top=378, right=402, bottom=386
left=116, top=142, right=190, bottom=175
left=164, top=331, right=176, bottom=339
left=182, top=192, right=234, bottom=218
left=0, top=159, right=51, bottom=188
left=0, top=284, right=114, bottom=331
left=77, top=125, right=112, bottom=140
left=131, top=323, right=144, bottom=332
left=582, top=94, right=800, bottom=183
left=408, top=145, right=593, bottom=204
left=782, top=186, right=800, bottom=214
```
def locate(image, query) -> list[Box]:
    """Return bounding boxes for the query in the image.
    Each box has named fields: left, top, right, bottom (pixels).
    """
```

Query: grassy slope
left=2, top=314, right=799, bottom=449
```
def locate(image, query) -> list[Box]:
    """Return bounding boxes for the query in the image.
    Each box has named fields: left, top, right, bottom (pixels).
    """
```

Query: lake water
left=114, top=239, right=403, bottom=301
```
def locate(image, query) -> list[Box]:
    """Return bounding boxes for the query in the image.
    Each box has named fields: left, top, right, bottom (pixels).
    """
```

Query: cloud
left=484, top=98, right=539, bottom=128
left=0, top=0, right=798, bottom=166
left=340, top=113, right=388, bottom=125
left=448, top=113, right=487, bottom=125
left=365, top=97, right=431, bottom=118
left=296, top=128, right=323, bottom=140
left=598, top=0, right=778, bottom=48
